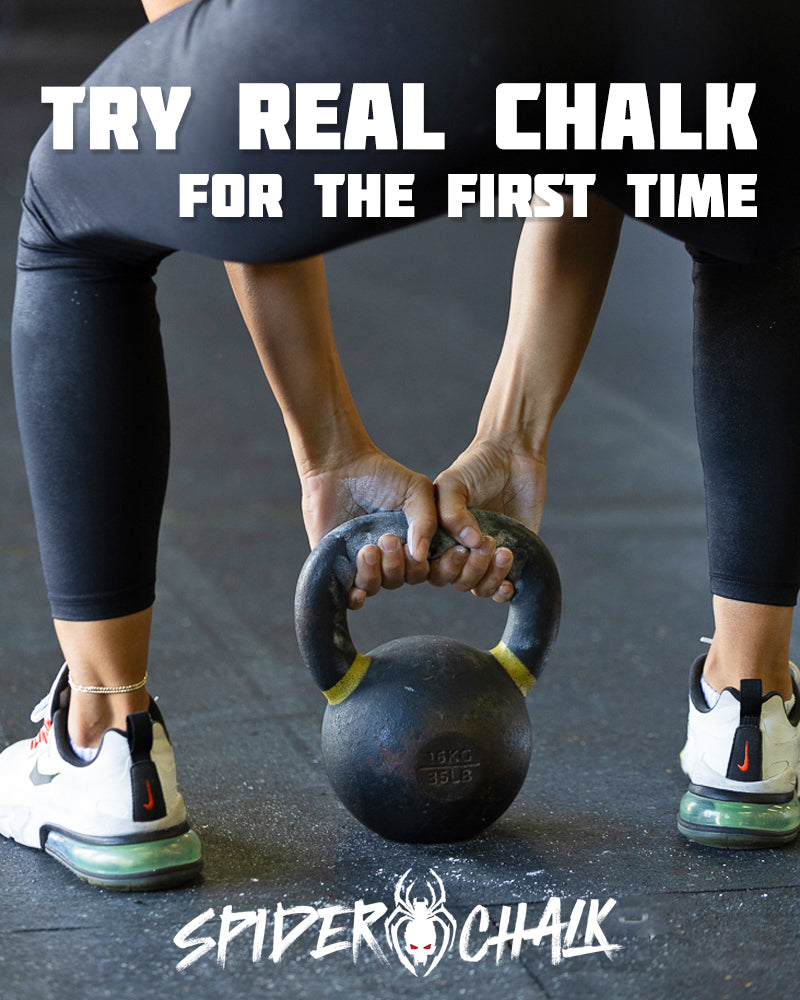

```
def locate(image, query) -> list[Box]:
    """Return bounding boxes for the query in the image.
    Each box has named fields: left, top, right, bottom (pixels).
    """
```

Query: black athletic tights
left=11, top=0, right=800, bottom=618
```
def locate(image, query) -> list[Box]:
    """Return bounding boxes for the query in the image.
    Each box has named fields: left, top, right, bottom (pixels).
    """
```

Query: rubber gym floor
left=1, top=5, right=797, bottom=999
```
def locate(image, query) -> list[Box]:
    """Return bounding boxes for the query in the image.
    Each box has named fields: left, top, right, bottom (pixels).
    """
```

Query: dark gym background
left=1, top=4, right=797, bottom=998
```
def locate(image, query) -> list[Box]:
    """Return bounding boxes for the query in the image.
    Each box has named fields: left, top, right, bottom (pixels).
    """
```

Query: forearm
left=476, top=193, right=623, bottom=454
left=226, top=257, right=372, bottom=475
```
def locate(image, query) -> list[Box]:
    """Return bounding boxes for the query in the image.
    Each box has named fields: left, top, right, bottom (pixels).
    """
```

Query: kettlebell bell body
left=295, top=510, right=561, bottom=843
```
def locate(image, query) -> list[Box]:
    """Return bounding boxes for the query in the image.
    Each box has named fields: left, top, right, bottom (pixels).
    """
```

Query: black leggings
left=11, top=0, right=800, bottom=618
left=691, top=249, right=800, bottom=606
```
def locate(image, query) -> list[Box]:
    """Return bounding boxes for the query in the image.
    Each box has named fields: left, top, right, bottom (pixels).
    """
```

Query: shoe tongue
left=29, top=664, right=70, bottom=724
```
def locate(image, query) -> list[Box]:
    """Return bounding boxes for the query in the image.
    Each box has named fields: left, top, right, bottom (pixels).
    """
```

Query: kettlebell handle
left=295, top=509, right=561, bottom=704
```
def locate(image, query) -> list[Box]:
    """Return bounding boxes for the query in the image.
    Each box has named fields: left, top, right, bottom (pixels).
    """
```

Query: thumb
left=434, top=470, right=483, bottom=549
left=402, top=478, right=438, bottom=562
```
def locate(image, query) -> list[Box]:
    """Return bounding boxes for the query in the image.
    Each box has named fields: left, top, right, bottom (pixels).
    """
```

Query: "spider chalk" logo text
left=173, top=868, right=621, bottom=975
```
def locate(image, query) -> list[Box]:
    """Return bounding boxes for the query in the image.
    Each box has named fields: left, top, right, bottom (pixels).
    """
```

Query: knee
left=16, top=135, right=67, bottom=269
left=17, top=133, right=168, bottom=278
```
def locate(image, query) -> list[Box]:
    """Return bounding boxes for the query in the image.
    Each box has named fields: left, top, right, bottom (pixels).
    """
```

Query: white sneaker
left=0, top=665, right=202, bottom=888
left=678, top=655, right=800, bottom=848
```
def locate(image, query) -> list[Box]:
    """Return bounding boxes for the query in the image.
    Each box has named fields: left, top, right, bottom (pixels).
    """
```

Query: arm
left=225, top=257, right=436, bottom=560
left=433, top=193, right=623, bottom=592
left=475, top=193, right=622, bottom=462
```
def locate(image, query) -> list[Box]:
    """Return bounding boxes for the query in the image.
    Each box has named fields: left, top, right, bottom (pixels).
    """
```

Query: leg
left=1, top=176, right=202, bottom=889
left=13, top=192, right=171, bottom=745
left=692, top=248, right=800, bottom=694
left=678, top=248, right=800, bottom=848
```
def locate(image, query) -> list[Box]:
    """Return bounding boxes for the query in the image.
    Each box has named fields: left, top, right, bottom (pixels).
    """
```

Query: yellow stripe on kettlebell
left=490, top=641, right=536, bottom=695
left=323, top=653, right=372, bottom=705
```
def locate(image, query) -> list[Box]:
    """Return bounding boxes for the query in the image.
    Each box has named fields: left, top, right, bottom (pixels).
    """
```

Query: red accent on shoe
left=30, top=719, right=52, bottom=750
left=737, top=740, right=750, bottom=773
left=142, top=780, right=155, bottom=811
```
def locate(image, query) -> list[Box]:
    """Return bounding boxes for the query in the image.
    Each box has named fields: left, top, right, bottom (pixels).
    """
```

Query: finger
left=403, top=477, right=438, bottom=562
left=378, top=533, right=406, bottom=589
left=450, top=534, right=496, bottom=592
left=348, top=586, right=367, bottom=611
left=471, top=547, right=514, bottom=599
left=434, top=473, right=483, bottom=549
left=428, top=545, right=469, bottom=587
left=492, top=580, right=515, bottom=604
left=353, top=544, right=383, bottom=597
left=403, top=548, right=430, bottom=586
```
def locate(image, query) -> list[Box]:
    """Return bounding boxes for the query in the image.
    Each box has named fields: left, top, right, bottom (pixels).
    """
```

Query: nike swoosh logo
left=29, top=759, right=60, bottom=786
left=737, top=740, right=750, bottom=773
left=142, top=780, right=155, bottom=811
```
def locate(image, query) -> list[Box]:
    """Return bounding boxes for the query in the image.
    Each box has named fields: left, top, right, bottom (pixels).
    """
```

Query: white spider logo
left=384, top=868, right=457, bottom=976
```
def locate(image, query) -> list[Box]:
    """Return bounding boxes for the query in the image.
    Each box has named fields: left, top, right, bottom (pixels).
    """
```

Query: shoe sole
left=42, top=824, right=202, bottom=891
left=678, top=789, right=800, bottom=849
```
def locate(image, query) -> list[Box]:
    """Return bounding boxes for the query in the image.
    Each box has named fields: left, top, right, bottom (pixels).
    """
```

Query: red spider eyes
left=410, top=945, right=417, bottom=950
left=425, top=944, right=432, bottom=950
left=408, top=944, right=433, bottom=951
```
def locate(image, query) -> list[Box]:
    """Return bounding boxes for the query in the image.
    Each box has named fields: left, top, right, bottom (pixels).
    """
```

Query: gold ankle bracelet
left=67, top=672, right=148, bottom=695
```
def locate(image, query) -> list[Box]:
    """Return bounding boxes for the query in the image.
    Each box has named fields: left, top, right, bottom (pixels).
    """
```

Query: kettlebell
left=294, top=509, right=561, bottom=843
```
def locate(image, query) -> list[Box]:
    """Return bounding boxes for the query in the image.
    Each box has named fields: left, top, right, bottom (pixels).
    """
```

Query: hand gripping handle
left=294, top=509, right=561, bottom=704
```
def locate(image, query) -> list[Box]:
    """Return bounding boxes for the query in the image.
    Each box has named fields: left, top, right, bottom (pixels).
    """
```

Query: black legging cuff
left=48, top=587, right=156, bottom=623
